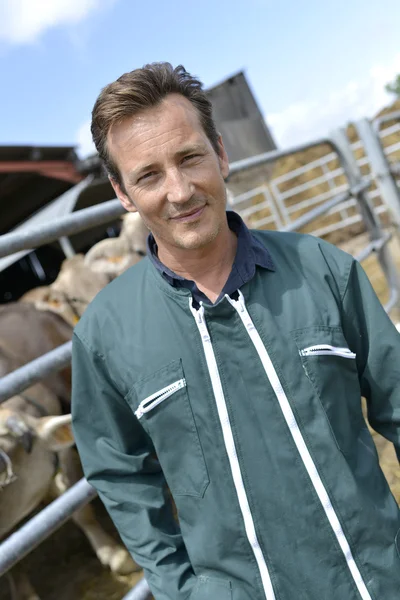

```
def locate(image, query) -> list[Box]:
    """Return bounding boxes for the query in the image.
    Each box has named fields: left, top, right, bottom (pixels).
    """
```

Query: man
left=71, top=63, right=400, bottom=600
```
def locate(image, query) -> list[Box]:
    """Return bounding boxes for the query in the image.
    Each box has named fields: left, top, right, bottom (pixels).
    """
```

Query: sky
left=0, top=0, right=399, bottom=157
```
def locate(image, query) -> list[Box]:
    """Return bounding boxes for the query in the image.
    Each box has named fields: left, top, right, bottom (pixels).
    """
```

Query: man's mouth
left=170, top=205, right=205, bottom=222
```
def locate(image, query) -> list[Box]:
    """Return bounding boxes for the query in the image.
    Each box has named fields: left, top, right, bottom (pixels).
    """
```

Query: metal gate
left=0, top=120, right=400, bottom=600
left=229, top=114, right=400, bottom=246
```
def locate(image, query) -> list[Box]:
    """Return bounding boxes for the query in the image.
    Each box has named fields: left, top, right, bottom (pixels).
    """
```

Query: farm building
left=206, top=70, right=277, bottom=162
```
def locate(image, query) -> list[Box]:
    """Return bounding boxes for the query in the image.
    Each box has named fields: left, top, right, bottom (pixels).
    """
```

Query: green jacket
left=71, top=230, right=400, bottom=600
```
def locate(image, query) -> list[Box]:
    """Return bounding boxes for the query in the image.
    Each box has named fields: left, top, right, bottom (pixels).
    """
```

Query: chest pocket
left=127, top=359, right=209, bottom=498
left=291, top=326, right=365, bottom=457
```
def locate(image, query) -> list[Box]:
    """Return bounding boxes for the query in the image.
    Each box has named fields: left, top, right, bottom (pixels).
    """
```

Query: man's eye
left=138, top=172, right=155, bottom=183
left=183, top=154, right=200, bottom=162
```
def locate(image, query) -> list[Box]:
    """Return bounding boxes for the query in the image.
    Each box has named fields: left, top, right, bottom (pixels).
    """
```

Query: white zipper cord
left=226, top=290, right=372, bottom=600
left=189, top=299, right=275, bottom=600
left=135, top=379, right=186, bottom=420
left=300, top=345, right=356, bottom=359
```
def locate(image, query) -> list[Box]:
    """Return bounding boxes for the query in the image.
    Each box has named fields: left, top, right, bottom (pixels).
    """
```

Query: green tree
left=385, top=74, right=400, bottom=98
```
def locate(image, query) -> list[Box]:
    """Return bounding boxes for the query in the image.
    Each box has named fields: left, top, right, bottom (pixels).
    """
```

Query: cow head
left=119, top=212, right=149, bottom=255
left=84, top=212, right=149, bottom=280
left=52, top=254, right=110, bottom=302
left=21, top=255, right=111, bottom=326
left=0, top=409, right=74, bottom=491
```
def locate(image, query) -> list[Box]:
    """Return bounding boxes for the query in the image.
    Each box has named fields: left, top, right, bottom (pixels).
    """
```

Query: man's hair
left=91, top=62, right=220, bottom=186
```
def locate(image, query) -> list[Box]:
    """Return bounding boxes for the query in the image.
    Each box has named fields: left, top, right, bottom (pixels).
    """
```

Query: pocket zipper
left=299, top=345, right=356, bottom=359
left=134, top=378, right=186, bottom=419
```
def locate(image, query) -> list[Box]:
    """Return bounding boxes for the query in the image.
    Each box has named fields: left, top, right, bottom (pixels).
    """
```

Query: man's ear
left=216, top=135, right=230, bottom=180
left=109, top=176, right=138, bottom=213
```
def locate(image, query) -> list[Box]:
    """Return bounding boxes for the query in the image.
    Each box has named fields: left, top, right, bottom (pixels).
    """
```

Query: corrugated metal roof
left=0, top=145, right=82, bottom=235
left=0, top=145, right=77, bottom=162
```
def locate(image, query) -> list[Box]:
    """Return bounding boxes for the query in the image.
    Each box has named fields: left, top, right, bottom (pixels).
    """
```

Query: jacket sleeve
left=71, top=332, right=196, bottom=600
left=340, top=259, right=400, bottom=461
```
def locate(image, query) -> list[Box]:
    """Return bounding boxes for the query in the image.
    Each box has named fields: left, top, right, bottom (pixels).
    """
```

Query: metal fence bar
left=0, top=478, right=96, bottom=577
left=270, top=180, right=290, bottom=225
left=383, top=141, right=400, bottom=155
left=282, top=182, right=369, bottom=233
left=378, top=123, right=400, bottom=140
left=228, top=137, right=332, bottom=175
left=285, top=184, right=348, bottom=215
left=373, top=110, right=400, bottom=133
left=350, top=140, right=364, bottom=151
left=59, top=236, right=76, bottom=258
left=0, top=342, right=72, bottom=404
left=121, top=579, right=152, bottom=600
left=356, top=156, right=370, bottom=168
left=240, top=198, right=270, bottom=218
left=0, top=198, right=126, bottom=259
left=252, top=214, right=279, bottom=229
left=322, top=160, right=348, bottom=222
left=271, top=152, right=338, bottom=184
left=278, top=167, right=344, bottom=201
left=329, top=128, right=383, bottom=235
left=356, top=118, right=400, bottom=227
left=264, top=187, right=283, bottom=229
left=331, top=126, right=400, bottom=314
left=230, top=185, right=269, bottom=205
left=354, top=232, right=392, bottom=263
left=0, top=471, right=152, bottom=600
left=311, top=214, right=363, bottom=239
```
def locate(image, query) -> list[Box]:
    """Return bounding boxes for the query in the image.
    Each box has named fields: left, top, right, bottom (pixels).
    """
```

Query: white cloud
left=0, top=0, right=115, bottom=45
left=76, top=118, right=96, bottom=158
left=268, top=54, right=400, bottom=148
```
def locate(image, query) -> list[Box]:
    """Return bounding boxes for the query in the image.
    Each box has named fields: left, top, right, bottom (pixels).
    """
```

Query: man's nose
left=165, top=168, right=194, bottom=204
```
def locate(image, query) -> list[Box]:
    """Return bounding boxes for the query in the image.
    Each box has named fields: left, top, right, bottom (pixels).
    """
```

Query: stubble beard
left=172, top=219, right=222, bottom=250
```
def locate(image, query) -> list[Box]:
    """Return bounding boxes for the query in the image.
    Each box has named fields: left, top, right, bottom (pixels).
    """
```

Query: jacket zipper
left=226, top=290, right=372, bottom=600
left=300, top=345, right=356, bottom=359
left=189, top=300, right=276, bottom=600
left=134, top=379, right=186, bottom=420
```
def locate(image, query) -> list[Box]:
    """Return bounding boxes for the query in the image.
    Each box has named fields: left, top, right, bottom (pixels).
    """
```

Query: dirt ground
left=2, top=231, right=400, bottom=600
left=0, top=499, right=146, bottom=600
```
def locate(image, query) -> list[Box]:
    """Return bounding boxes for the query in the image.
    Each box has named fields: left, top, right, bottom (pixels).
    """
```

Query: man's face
left=108, top=94, right=230, bottom=253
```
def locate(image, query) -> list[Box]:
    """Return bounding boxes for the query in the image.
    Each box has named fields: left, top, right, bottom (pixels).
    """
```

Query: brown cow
left=84, top=212, right=149, bottom=280
left=21, top=213, right=148, bottom=325
left=0, top=384, right=138, bottom=599
left=0, top=303, right=73, bottom=406
left=0, top=386, right=75, bottom=600
left=21, top=254, right=110, bottom=328
left=0, top=304, right=138, bottom=599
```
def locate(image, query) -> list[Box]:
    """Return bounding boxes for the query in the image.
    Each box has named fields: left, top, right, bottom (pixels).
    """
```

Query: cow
left=20, top=213, right=149, bottom=325
left=20, top=254, right=110, bottom=329
left=0, top=384, right=138, bottom=599
left=84, top=212, right=149, bottom=280
left=0, top=303, right=73, bottom=407
left=0, top=304, right=139, bottom=599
